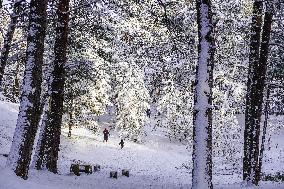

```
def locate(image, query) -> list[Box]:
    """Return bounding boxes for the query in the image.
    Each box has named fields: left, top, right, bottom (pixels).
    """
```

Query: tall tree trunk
left=243, top=1, right=273, bottom=185
left=252, top=9, right=273, bottom=185
left=243, top=0, right=263, bottom=184
left=192, top=0, right=215, bottom=189
left=34, top=0, right=70, bottom=173
left=0, top=0, right=24, bottom=86
left=6, top=0, right=48, bottom=180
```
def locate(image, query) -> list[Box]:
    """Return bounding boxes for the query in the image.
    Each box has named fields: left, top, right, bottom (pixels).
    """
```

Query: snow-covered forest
left=0, top=0, right=283, bottom=188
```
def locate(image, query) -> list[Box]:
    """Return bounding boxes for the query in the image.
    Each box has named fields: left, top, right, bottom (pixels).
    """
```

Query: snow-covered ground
left=0, top=100, right=283, bottom=189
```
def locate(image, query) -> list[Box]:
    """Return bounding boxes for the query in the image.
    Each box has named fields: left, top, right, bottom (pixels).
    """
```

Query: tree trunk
left=68, top=111, right=74, bottom=137
left=0, top=0, right=24, bottom=86
left=68, top=90, right=74, bottom=137
left=12, top=59, right=21, bottom=102
left=192, top=0, right=215, bottom=189
left=243, top=1, right=273, bottom=185
left=31, top=96, right=50, bottom=170
left=252, top=10, right=273, bottom=185
left=243, top=0, right=263, bottom=184
left=255, top=85, right=270, bottom=183
left=34, top=0, right=70, bottom=173
left=6, top=0, right=48, bottom=180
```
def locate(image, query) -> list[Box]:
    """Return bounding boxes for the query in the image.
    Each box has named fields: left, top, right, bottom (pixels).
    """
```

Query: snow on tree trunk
left=33, top=0, right=70, bottom=173
left=244, top=3, right=273, bottom=184
left=192, top=1, right=215, bottom=189
left=243, top=0, right=273, bottom=185
left=0, top=0, right=24, bottom=86
left=254, top=10, right=273, bottom=181
left=255, top=85, right=270, bottom=184
left=31, top=97, right=50, bottom=170
left=68, top=110, right=74, bottom=137
left=6, top=0, right=48, bottom=179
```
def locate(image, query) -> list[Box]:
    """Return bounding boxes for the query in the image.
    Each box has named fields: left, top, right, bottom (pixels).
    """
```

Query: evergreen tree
left=114, top=62, right=150, bottom=141
left=33, top=0, right=70, bottom=173
left=6, top=0, right=48, bottom=179
left=0, top=0, right=26, bottom=86
left=192, top=0, right=215, bottom=188
left=242, top=0, right=277, bottom=185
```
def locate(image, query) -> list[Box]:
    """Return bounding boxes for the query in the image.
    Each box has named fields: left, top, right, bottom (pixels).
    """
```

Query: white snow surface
left=0, top=100, right=283, bottom=189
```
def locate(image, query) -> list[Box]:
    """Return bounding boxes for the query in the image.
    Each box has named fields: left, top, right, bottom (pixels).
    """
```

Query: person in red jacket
left=103, top=128, right=109, bottom=142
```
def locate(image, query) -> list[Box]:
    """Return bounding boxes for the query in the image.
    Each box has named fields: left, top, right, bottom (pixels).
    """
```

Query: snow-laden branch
left=269, top=43, right=284, bottom=49
left=266, top=82, right=284, bottom=89
left=64, top=0, right=99, bottom=14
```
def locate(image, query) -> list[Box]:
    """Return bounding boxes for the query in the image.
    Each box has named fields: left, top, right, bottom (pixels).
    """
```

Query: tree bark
left=6, top=0, right=48, bottom=180
left=192, top=0, right=215, bottom=189
left=252, top=10, right=273, bottom=185
left=243, top=0, right=263, bottom=184
left=255, top=85, right=270, bottom=184
left=34, top=0, right=70, bottom=173
left=68, top=111, right=74, bottom=137
left=243, top=1, right=273, bottom=185
left=12, top=59, right=21, bottom=102
left=0, top=0, right=24, bottom=86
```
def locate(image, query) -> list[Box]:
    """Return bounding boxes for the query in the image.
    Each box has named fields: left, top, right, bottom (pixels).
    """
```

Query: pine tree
left=243, top=1, right=274, bottom=185
left=0, top=0, right=25, bottom=86
left=192, top=0, right=215, bottom=188
left=115, top=63, right=150, bottom=141
left=243, top=0, right=263, bottom=184
left=6, top=0, right=48, bottom=179
left=33, top=0, right=70, bottom=173
left=157, top=78, right=192, bottom=142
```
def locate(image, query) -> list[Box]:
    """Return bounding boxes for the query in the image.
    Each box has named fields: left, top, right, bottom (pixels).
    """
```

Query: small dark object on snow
left=70, top=164, right=92, bottom=176
left=94, top=164, right=101, bottom=172
left=70, top=164, right=80, bottom=176
left=146, top=109, right=151, bottom=118
left=122, top=169, right=130, bottom=177
left=133, top=138, right=137, bottom=142
left=110, top=171, right=118, bottom=179
left=119, top=139, right=124, bottom=149
left=1, top=154, right=8, bottom=157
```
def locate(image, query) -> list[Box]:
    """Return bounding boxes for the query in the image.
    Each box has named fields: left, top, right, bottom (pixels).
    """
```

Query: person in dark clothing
left=103, top=128, right=109, bottom=142
left=119, top=139, right=124, bottom=149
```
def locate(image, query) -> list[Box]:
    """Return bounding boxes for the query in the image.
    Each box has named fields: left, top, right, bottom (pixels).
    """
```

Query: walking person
left=103, top=128, right=109, bottom=142
left=119, top=139, right=124, bottom=149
